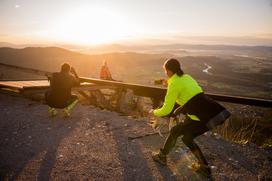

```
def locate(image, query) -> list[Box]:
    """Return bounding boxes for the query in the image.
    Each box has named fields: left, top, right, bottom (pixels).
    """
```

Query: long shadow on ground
left=0, top=95, right=80, bottom=180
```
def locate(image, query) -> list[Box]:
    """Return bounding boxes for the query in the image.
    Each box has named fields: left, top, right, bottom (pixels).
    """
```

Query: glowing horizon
left=0, top=0, right=272, bottom=46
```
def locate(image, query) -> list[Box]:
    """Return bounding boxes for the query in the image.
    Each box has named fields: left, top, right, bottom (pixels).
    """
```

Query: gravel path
left=0, top=94, right=271, bottom=181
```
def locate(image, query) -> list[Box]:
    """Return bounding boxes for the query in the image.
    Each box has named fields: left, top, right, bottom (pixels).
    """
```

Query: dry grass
left=214, top=117, right=259, bottom=145
left=212, top=103, right=272, bottom=147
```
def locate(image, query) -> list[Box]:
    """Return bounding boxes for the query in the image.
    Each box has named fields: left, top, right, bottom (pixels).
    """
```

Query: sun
left=48, top=7, right=133, bottom=45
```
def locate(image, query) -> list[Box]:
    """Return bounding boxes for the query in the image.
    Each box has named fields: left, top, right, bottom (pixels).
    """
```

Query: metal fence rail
left=1, top=62, right=272, bottom=108
left=79, top=77, right=272, bottom=108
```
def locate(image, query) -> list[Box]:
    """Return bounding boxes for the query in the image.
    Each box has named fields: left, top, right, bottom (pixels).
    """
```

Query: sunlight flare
left=48, top=7, right=133, bottom=45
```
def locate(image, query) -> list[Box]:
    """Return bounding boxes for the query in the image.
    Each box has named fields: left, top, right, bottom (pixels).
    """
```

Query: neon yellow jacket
left=153, top=74, right=203, bottom=120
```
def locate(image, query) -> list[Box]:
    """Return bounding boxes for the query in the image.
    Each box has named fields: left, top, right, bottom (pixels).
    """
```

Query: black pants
left=161, top=106, right=209, bottom=165
left=45, top=92, right=78, bottom=109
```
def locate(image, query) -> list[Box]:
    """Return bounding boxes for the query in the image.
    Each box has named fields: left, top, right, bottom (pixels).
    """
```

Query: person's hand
left=148, top=109, right=160, bottom=130
left=161, top=79, right=168, bottom=87
left=149, top=116, right=166, bottom=137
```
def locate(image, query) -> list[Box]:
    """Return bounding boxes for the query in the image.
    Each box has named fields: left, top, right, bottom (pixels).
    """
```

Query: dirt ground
left=0, top=93, right=272, bottom=181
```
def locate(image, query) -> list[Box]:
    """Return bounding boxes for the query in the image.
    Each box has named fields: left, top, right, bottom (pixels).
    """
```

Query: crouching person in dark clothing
left=45, top=63, right=80, bottom=117
left=150, top=59, right=230, bottom=177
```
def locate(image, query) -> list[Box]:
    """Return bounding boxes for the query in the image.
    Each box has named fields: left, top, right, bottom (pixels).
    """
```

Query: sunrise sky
left=0, top=0, right=272, bottom=46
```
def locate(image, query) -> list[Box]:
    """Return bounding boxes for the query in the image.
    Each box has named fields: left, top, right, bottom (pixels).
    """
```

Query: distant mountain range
left=1, top=42, right=272, bottom=57
left=0, top=46, right=170, bottom=79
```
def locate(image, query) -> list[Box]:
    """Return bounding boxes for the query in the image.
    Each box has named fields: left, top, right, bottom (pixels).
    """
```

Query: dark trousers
left=45, top=92, right=78, bottom=109
left=161, top=106, right=209, bottom=165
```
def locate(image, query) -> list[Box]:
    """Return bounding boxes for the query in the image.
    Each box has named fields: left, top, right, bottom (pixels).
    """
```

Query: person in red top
left=100, top=60, right=114, bottom=80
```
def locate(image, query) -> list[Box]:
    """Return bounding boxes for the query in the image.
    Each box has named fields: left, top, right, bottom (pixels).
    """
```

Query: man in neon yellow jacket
left=151, top=58, right=230, bottom=177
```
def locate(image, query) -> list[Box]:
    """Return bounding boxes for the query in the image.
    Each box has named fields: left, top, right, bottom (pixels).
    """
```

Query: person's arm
left=70, top=67, right=80, bottom=86
left=153, top=82, right=179, bottom=117
left=70, top=67, right=79, bottom=78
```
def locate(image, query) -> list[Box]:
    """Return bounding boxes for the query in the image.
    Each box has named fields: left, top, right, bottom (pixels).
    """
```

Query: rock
left=204, top=131, right=212, bottom=137
left=212, top=133, right=221, bottom=139
left=211, top=165, right=217, bottom=170
left=117, top=89, right=135, bottom=113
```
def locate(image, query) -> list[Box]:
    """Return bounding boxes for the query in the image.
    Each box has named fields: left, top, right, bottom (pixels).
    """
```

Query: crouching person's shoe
left=152, top=149, right=167, bottom=165
left=62, top=108, right=71, bottom=118
left=48, top=107, right=57, bottom=117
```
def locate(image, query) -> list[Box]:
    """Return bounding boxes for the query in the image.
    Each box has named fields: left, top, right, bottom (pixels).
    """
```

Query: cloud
left=15, top=4, right=20, bottom=8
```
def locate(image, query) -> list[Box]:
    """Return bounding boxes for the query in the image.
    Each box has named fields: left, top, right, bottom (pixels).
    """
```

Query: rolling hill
left=0, top=47, right=271, bottom=98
